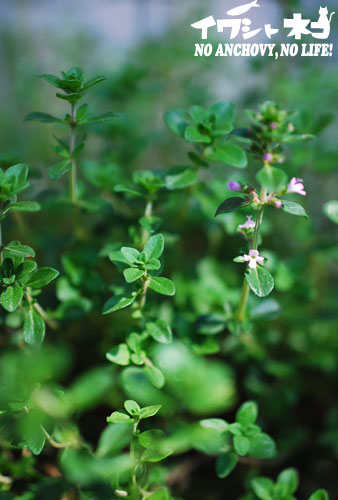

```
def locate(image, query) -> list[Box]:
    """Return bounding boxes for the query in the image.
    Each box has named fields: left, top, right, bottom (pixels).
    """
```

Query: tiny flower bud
left=288, top=123, right=295, bottom=132
left=277, top=156, right=285, bottom=164
left=264, top=153, right=274, bottom=163
left=270, top=122, right=278, bottom=130
left=274, top=200, right=282, bottom=208
left=228, top=181, right=242, bottom=192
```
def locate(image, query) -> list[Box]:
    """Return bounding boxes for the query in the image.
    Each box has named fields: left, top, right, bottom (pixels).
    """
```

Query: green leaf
left=139, top=429, right=165, bottom=448
left=149, top=277, right=175, bottom=296
left=56, top=92, right=83, bottom=105
left=16, top=261, right=37, bottom=285
left=251, top=477, right=274, bottom=500
left=76, top=103, right=88, bottom=122
left=256, top=166, right=287, bottom=192
left=26, top=267, right=59, bottom=288
left=9, top=201, right=41, bottom=213
left=209, top=101, right=235, bottom=130
left=124, top=400, right=140, bottom=415
left=0, top=284, right=23, bottom=312
left=139, top=405, right=161, bottom=419
left=323, top=200, right=338, bottom=224
left=165, top=167, right=197, bottom=190
left=22, top=410, right=46, bottom=455
left=4, top=243, right=35, bottom=258
left=48, top=160, right=72, bottom=180
left=234, top=435, right=250, bottom=456
left=23, top=308, right=45, bottom=345
left=236, top=401, right=258, bottom=426
left=246, top=267, right=274, bottom=298
left=283, top=133, right=315, bottom=143
left=277, top=468, right=299, bottom=495
left=216, top=452, right=238, bottom=478
left=82, top=76, right=106, bottom=91
left=106, top=411, right=133, bottom=424
left=102, top=294, right=136, bottom=315
left=215, top=197, right=251, bottom=216
left=106, top=343, right=130, bottom=366
left=228, top=423, right=242, bottom=436
left=50, top=143, right=70, bottom=159
left=38, top=73, right=63, bottom=89
left=123, top=268, right=144, bottom=283
left=144, top=234, right=164, bottom=260
left=81, top=111, right=120, bottom=125
left=24, top=112, right=63, bottom=123
left=184, top=125, right=211, bottom=144
left=200, top=418, right=228, bottom=433
left=282, top=200, right=308, bottom=218
left=3, top=164, right=29, bottom=194
left=121, top=247, right=140, bottom=264
left=144, top=364, right=165, bottom=388
left=147, top=488, right=170, bottom=500
left=308, top=490, right=329, bottom=500
left=249, top=433, right=276, bottom=459
left=139, top=216, right=162, bottom=234
left=146, top=320, right=172, bottom=344
left=189, top=105, right=209, bottom=125
left=145, top=259, right=161, bottom=271
left=205, top=143, right=247, bottom=168
left=163, top=109, right=190, bottom=138
left=141, top=447, right=173, bottom=462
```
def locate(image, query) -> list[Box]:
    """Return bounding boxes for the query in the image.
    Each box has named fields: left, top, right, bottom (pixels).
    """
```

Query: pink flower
left=288, top=123, right=295, bottom=132
left=270, top=122, right=278, bottom=130
left=264, top=153, right=274, bottom=163
left=243, top=250, right=264, bottom=269
left=274, top=200, right=282, bottom=208
left=287, top=177, right=306, bottom=196
left=239, top=216, right=255, bottom=230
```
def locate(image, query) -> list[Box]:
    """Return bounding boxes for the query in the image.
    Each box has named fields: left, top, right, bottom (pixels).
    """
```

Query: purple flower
left=228, top=181, right=242, bottom=192
left=287, top=177, right=306, bottom=196
left=239, top=216, right=255, bottom=230
left=264, top=153, right=274, bottom=163
left=270, top=122, right=278, bottom=130
left=243, top=249, right=264, bottom=269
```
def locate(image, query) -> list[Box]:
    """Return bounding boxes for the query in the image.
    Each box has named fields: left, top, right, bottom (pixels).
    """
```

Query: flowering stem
left=235, top=188, right=266, bottom=322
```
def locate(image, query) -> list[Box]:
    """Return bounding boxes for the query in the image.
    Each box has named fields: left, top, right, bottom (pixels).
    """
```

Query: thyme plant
left=0, top=68, right=331, bottom=500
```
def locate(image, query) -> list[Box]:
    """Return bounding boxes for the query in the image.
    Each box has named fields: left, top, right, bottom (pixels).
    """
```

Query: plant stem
left=140, top=199, right=153, bottom=247
left=235, top=188, right=267, bottom=322
left=40, top=425, right=68, bottom=449
left=130, top=418, right=140, bottom=497
left=139, top=275, right=150, bottom=310
left=24, top=290, right=58, bottom=330
left=69, top=104, right=77, bottom=204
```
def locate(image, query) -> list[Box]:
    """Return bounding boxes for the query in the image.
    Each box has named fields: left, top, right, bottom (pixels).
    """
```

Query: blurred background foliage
left=0, top=0, right=338, bottom=499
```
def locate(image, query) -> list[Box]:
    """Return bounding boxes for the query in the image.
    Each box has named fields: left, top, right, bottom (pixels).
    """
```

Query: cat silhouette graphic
left=311, top=6, right=335, bottom=39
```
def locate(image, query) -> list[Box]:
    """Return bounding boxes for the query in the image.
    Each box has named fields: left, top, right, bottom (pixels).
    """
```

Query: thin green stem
left=69, top=104, right=77, bottom=204
left=24, top=289, right=58, bottom=330
left=139, top=275, right=150, bottom=311
left=130, top=417, right=142, bottom=498
left=235, top=188, right=267, bottom=322
left=140, top=199, right=153, bottom=247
